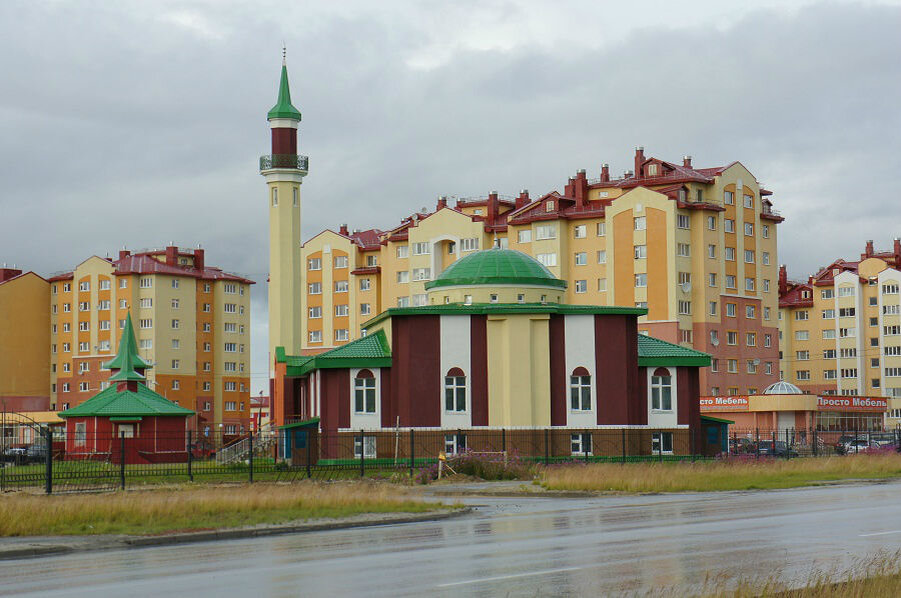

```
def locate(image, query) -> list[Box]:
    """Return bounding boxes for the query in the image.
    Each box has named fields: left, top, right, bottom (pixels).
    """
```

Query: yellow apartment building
left=779, top=240, right=901, bottom=427
left=48, top=246, right=253, bottom=434
left=0, top=267, right=50, bottom=411
left=295, top=148, right=783, bottom=396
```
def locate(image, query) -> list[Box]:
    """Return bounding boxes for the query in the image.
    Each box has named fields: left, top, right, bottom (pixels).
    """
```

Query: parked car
left=840, top=439, right=880, bottom=454
left=1, top=447, right=27, bottom=463
left=24, top=444, right=47, bottom=463
left=729, top=438, right=756, bottom=454
left=756, top=440, right=799, bottom=458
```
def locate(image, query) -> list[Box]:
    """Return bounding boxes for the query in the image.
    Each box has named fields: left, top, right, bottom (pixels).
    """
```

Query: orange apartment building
left=0, top=267, right=51, bottom=411
left=297, top=148, right=784, bottom=395
left=47, top=246, right=253, bottom=434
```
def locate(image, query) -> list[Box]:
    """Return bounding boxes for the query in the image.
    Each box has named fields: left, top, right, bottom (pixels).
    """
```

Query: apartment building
left=296, top=148, right=783, bottom=395
left=48, top=246, right=253, bottom=434
left=0, top=267, right=50, bottom=411
left=778, top=240, right=901, bottom=424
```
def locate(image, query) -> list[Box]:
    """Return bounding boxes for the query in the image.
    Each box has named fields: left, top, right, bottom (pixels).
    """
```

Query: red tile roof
left=115, top=254, right=254, bottom=284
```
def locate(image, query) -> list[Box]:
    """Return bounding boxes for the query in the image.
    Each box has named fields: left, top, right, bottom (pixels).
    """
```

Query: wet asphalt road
left=3, top=482, right=901, bottom=597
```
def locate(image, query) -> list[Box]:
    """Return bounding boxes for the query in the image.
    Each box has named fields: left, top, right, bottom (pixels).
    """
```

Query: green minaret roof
left=104, top=312, right=150, bottom=382
left=267, top=62, right=302, bottom=121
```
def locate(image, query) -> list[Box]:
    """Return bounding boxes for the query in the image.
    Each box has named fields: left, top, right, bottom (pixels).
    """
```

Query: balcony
left=260, top=154, right=309, bottom=172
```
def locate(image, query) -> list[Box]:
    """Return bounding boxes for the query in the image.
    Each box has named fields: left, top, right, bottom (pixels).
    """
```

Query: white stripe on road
left=436, top=566, right=586, bottom=588
left=860, top=530, right=901, bottom=537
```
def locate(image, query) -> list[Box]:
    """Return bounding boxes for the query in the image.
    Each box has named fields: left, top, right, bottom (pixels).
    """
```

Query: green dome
left=425, top=249, right=567, bottom=290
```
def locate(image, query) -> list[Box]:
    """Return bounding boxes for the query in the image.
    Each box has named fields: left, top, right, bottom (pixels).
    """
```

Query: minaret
left=260, top=50, right=307, bottom=376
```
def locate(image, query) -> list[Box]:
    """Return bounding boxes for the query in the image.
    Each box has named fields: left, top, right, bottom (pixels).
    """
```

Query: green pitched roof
left=104, top=312, right=150, bottom=382
left=424, top=249, right=567, bottom=290
left=362, top=303, right=645, bottom=328
left=58, top=383, right=194, bottom=418
left=637, top=334, right=711, bottom=367
left=267, top=63, right=302, bottom=121
left=276, top=330, right=392, bottom=377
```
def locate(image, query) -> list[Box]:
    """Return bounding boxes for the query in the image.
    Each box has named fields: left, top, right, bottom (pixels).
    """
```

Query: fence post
left=544, top=428, right=549, bottom=466
left=306, top=430, right=312, bottom=479
left=248, top=431, right=254, bottom=484
left=813, top=427, right=818, bottom=457
left=410, top=428, right=415, bottom=478
left=45, top=427, right=53, bottom=495
left=360, top=429, right=365, bottom=478
left=120, top=431, right=126, bottom=491
left=187, top=429, right=193, bottom=482
left=690, top=428, right=696, bottom=463
left=854, top=420, right=859, bottom=454
left=501, top=428, right=506, bottom=453
left=658, top=433, right=663, bottom=462
left=755, top=428, right=760, bottom=460
left=621, top=429, right=626, bottom=465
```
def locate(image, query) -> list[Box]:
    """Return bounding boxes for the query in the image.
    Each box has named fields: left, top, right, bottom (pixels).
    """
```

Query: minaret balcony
left=260, top=154, right=309, bottom=172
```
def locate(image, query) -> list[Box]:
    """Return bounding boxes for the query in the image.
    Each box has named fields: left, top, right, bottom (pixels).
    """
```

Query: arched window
left=445, top=367, right=466, bottom=412
left=570, top=367, right=591, bottom=411
left=650, top=367, right=673, bottom=411
left=354, top=369, right=376, bottom=414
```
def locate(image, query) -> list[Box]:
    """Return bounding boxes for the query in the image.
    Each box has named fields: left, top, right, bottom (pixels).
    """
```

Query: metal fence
left=2, top=426, right=899, bottom=494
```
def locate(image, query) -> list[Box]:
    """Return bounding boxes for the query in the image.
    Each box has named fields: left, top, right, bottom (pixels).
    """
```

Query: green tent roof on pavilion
left=58, top=384, right=194, bottom=418
left=104, top=312, right=150, bottom=381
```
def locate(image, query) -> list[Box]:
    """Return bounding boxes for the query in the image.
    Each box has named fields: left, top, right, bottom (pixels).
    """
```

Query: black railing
left=259, top=154, right=309, bottom=171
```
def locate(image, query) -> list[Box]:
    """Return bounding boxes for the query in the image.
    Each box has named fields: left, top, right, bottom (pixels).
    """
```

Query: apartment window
left=536, top=253, right=557, bottom=267
left=724, top=190, right=734, bottom=205
left=139, top=319, right=152, bottom=329
left=354, top=370, right=377, bottom=413
left=634, top=273, right=647, bottom=287
left=883, top=305, right=900, bottom=315
left=78, top=321, right=90, bottom=332
left=360, top=303, right=371, bottom=316
left=396, top=271, right=410, bottom=284
left=762, top=224, right=770, bottom=239
left=708, top=244, right=716, bottom=259
left=171, top=359, right=180, bottom=369
left=839, top=307, right=856, bottom=318
left=839, top=327, right=856, bottom=338
left=597, top=278, right=607, bottom=292
left=747, top=360, right=758, bottom=374
left=140, top=277, right=152, bottom=288
left=366, top=254, right=378, bottom=267
left=886, top=368, right=901, bottom=377
left=412, top=293, right=428, bottom=306
left=883, top=283, right=900, bottom=294
left=570, top=368, right=591, bottom=411
left=795, top=311, right=809, bottom=321
left=397, top=296, right=410, bottom=308
left=744, top=222, right=754, bottom=236
left=412, top=268, right=431, bottom=281
left=764, top=334, right=772, bottom=348
left=885, top=325, right=901, bottom=336
left=886, top=346, right=901, bottom=356
left=745, top=278, right=756, bottom=292
left=678, top=301, right=691, bottom=315
left=841, top=368, right=858, bottom=379
left=575, top=280, right=587, bottom=293
left=677, top=243, right=690, bottom=257
left=171, top=319, right=180, bottom=329
left=224, top=343, right=237, bottom=352
left=79, top=301, right=90, bottom=312
left=412, top=242, right=430, bottom=255
left=535, top=224, right=557, bottom=240
left=839, top=348, right=858, bottom=358
left=709, top=301, right=717, bottom=316
left=78, top=281, right=90, bottom=292
left=597, top=222, right=606, bottom=236
left=823, top=329, right=836, bottom=339
left=573, top=225, right=587, bottom=239
left=796, top=370, right=810, bottom=381
left=308, top=306, right=322, bottom=319
left=726, top=303, right=736, bottom=317
left=764, top=307, right=771, bottom=320
left=202, top=323, right=211, bottom=333
left=79, top=381, right=89, bottom=392
left=708, top=273, right=717, bottom=287
left=795, top=330, right=809, bottom=341
left=747, top=333, right=757, bottom=347
left=725, top=275, right=737, bottom=289
left=62, top=383, right=70, bottom=393
left=744, top=250, right=755, bottom=264
left=461, top=238, right=479, bottom=252
left=99, top=320, right=110, bottom=331
left=633, top=245, right=647, bottom=260
left=334, top=255, right=348, bottom=269
left=336, top=329, right=350, bottom=341
left=574, top=252, right=587, bottom=266
left=224, top=322, right=237, bottom=333
left=838, top=286, right=855, bottom=297
left=309, top=330, right=322, bottom=343
left=745, top=305, right=755, bottom=319
left=725, top=247, right=735, bottom=261
left=765, top=362, right=773, bottom=375
left=726, top=331, right=738, bottom=345
left=633, top=216, right=646, bottom=231
left=711, top=359, right=719, bottom=373
left=396, top=245, right=409, bottom=258
left=869, top=296, right=878, bottom=306
left=762, top=252, right=770, bottom=266
left=724, top=219, right=735, bottom=233
left=677, top=215, right=690, bottom=229
left=545, top=201, right=555, bottom=212
left=821, top=289, right=834, bottom=299
left=139, top=339, right=152, bottom=350
left=796, top=350, right=809, bottom=361
left=335, top=304, right=349, bottom=317
left=335, top=281, right=349, bottom=293
left=596, top=250, right=607, bottom=264
left=636, top=301, right=648, bottom=310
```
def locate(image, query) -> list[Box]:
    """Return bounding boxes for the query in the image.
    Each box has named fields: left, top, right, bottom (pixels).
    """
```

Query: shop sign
left=816, top=396, right=887, bottom=412
left=700, top=396, right=749, bottom=412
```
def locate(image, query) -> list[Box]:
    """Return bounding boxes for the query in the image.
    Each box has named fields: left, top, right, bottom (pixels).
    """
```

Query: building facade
left=48, top=246, right=252, bottom=434
left=294, top=149, right=783, bottom=396
left=779, top=240, right=901, bottom=427
left=0, top=267, right=50, bottom=411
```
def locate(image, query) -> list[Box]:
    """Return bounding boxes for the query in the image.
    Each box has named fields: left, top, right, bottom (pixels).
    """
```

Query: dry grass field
left=541, top=453, right=901, bottom=493
left=0, top=482, right=442, bottom=536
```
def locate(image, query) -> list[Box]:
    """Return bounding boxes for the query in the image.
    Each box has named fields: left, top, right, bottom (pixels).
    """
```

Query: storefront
left=699, top=393, right=888, bottom=432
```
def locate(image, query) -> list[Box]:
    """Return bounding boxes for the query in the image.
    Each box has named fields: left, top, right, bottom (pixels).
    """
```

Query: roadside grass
left=694, top=552, right=901, bottom=597
left=541, top=453, right=901, bottom=493
left=0, top=482, right=446, bottom=536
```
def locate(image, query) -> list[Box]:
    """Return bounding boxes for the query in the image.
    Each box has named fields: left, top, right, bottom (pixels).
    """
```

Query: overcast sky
left=2, top=0, right=900, bottom=394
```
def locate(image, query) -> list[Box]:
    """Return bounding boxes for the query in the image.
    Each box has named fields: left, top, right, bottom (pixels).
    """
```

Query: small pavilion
left=58, top=313, right=194, bottom=464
